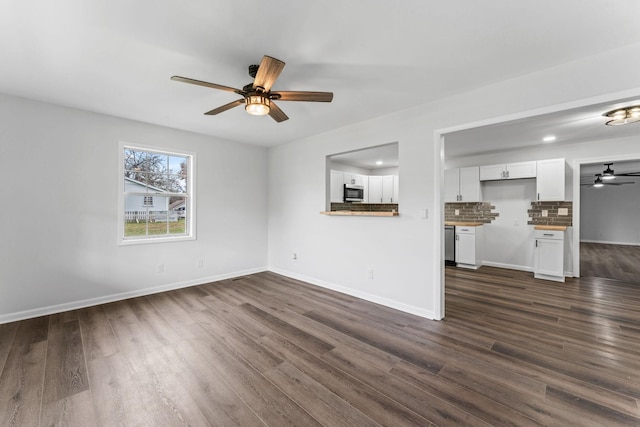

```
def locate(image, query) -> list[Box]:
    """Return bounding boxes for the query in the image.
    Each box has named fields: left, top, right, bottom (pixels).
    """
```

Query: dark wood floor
left=2, top=268, right=640, bottom=426
left=581, top=242, right=640, bottom=284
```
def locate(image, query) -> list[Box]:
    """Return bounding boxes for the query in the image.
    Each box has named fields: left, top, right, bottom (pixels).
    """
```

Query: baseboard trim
left=481, top=261, right=533, bottom=272
left=580, top=240, right=640, bottom=246
left=269, top=267, right=436, bottom=320
left=0, top=266, right=268, bottom=325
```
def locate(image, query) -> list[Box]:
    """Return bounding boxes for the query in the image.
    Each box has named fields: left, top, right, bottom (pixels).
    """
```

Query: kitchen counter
left=445, top=221, right=483, bottom=227
left=321, top=211, right=399, bottom=217
left=534, top=225, right=568, bottom=231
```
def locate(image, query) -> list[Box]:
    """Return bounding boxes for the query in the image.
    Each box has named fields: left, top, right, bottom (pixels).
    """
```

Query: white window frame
left=117, top=141, right=196, bottom=245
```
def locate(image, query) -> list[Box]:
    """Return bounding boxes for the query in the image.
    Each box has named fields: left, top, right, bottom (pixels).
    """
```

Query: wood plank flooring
left=2, top=268, right=640, bottom=426
left=580, top=242, right=640, bottom=284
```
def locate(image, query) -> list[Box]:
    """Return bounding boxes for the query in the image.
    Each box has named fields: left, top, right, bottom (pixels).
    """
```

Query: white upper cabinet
left=479, top=161, right=537, bottom=181
left=343, top=173, right=364, bottom=186
left=368, top=175, right=398, bottom=203
left=330, top=170, right=345, bottom=203
left=445, top=167, right=481, bottom=202
left=536, top=158, right=565, bottom=201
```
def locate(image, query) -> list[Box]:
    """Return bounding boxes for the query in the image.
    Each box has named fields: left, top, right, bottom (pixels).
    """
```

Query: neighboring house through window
left=118, top=143, right=195, bottom=244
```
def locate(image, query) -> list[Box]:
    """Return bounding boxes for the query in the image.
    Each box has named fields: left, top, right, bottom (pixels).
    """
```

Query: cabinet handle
left=507, top=170, right=510, bottom=178
left=537, top=193, right=540, bottom=201
left=535, top=240, right=538, bottom=247
left=543, top=233, right=554, bottom=236
left=456, top=235, right=459, bottom=241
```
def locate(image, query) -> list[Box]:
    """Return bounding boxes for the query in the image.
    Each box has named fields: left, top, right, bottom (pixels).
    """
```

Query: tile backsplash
left=445, top=202, right=499, bottom=223
left=527, top=201, right=573, bottom=226
left=331, top=203, right=398, bottom=212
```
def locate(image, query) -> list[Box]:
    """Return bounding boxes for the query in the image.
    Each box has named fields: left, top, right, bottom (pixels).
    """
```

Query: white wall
left=481, top=180, right=537, bottom=271
left=581, top=181, right=640, bottom=245
left=0, top=94, right=268, bottom=323
left=268, top=42, right=640, bottom=319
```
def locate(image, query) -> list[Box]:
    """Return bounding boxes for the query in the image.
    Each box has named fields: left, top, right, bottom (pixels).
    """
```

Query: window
left=118, top=143, right=195, bottom=244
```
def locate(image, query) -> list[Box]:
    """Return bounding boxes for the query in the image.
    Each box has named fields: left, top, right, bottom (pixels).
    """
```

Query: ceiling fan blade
left=268, top=101, right=289, bottom=122
left=253, top=56, right=285, bottom=91
left=271, top=91, right=334, bottom=102
left=171, top=76, right=243, bottom=95
left=204, top=99, right=245, bottom=115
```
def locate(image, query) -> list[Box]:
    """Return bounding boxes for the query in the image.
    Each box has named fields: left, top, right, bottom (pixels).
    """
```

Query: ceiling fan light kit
left=171, top=55, right=333, bottom=122
left=245, top=94, right=270, bottom=116
left=603, top=105, right=640, bottom=126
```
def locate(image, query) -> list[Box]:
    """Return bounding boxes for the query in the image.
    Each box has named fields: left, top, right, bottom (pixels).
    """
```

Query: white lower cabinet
left=455, top=226, right=482, bottom=269
left=533, top=229, right=565, bottom=282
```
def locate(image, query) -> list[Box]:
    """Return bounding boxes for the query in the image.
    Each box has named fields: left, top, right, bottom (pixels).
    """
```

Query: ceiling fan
left=581, top=173, right=635, bottom=187
left=171, top=55, right=333, bottom=122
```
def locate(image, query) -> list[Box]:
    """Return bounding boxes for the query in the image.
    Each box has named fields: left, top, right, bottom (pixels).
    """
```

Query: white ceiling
left=2, top=1, right=640, bottom=147
left=444, top=96, right=640, bottom=158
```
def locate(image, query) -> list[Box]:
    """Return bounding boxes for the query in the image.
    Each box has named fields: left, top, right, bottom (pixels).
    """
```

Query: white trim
left=118, top=141, right=197, bottom=246
left=0, top=267, right=267, bottom=325
left=269, top=267, right=437, bottom=320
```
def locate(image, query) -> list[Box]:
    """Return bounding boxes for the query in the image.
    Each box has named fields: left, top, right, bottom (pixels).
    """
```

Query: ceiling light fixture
left=593, top=175, right=604, bottom=188
left=603, top=105, right=640, bottom=126
left=245, top=93, right=270, bottom=116
left=542, top=135, right=556, bottom=142
left=602, top=163, right=615, bottom=180
left=376, top=160, right=383, bottom=165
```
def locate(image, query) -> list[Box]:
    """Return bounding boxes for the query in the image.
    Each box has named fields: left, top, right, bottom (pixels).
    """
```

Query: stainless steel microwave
left=344, top=184, right=364, bottom=202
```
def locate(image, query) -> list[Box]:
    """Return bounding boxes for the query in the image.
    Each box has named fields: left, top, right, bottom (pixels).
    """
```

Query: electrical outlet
left=542, top=210, right=548, bottom=217
left=455, top=209, right=460, bottom=216
left=197, top=258, right=204, bottom=268
left=421, top=208, right=428, bottom=219
left=157, top=263, right=165, bottom=273
left=558, top=208, right=568, bottom=216
left=368, top=269, right=374, bottom=279
left=513, top=219, right=519, bottom=226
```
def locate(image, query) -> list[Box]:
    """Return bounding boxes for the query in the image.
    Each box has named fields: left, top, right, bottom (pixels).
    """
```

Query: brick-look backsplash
left=445, top=202, right=499, bottom=223
left=331, top=203, right=399, bottom=212
left=527, top=201, right=573, bottom=226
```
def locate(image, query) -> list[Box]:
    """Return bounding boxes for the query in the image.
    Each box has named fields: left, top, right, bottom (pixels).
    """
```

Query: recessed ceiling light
left=542, top=135, right=556, bottom=142
left=376, top=160, right=383, bottom=165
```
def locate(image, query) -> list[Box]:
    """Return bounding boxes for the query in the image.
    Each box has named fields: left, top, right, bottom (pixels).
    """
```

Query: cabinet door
left=368, top=176, right=383, bottom=203
left=534, top=238, right=564, bottom=277
left=360, top=175, right=369, bottom=203
left=382, top=175, right=395, bottom=203
left=459, top=167, right=480, bottom=201
left=330, top=171, right=344, bottom=203
left=444, top=168, right=460, bottom=202
left=456, top=233, right=476, bottom=265
left=479, top=164, right=506, bottom=181
left=536, top=158, right=565, bottom=201
left=393, top=175, right=399, bottom=203
left=506, top=161, right=537, bottom=179
left=343, top=172, right=364, bottom=186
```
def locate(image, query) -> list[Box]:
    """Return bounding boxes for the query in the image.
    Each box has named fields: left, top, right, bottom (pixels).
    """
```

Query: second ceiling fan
left=171, top=55, right=333, bottom=122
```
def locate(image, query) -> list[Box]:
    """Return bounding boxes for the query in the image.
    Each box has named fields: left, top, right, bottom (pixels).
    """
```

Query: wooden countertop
left=445, top=221, right=483, bottom=227
left=534, top=225, right=568, bottom=231
left=321, top=211, right=399, bottom=217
